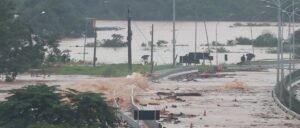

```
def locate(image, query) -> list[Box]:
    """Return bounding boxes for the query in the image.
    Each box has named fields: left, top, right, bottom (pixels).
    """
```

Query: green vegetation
left=212, top=41, right=225, bottom=46
left=27, top=122, right=72, bottom=128
left=35, top=0, right=279, bottom=21
left=10, top=0, right=300, bottom=40
left=235, top=37, right=252, bottom=45
left=226, top=40, right=236, bottom=46
left=0, top=84, right=116, bottom=128
left=101, top=34, right=127, bottom=47
left=14, top=0, right=85, bottom=37
left=294, top=29, right=300, bottom=44
left=253, top=33, right=277, bottom=47
left=249, top=60, right=278, bottom=65
left=157, top=40, right=168, bottom=47
left=198, top=65, right=216, bottom=73
left=216, top=47, right=230, bottom=53
left=0, top=0, right=60, bottom=82
left=47, top=64, right=181, bottom=77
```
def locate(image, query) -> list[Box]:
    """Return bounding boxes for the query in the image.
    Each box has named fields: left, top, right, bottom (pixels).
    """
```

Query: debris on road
left=168, top=71, right=237, bottom=81
left=222, top=79, right=248, bottom=91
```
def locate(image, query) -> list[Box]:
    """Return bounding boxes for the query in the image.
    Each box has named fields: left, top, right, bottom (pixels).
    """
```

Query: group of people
left=240, top=53, right=255, bottom=64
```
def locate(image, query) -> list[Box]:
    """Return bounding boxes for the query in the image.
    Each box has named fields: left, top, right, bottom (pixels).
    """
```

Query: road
left=137, top=69, right=300, bottom=128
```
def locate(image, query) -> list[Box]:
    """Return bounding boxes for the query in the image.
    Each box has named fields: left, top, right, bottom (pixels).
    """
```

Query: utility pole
left=194, top=14, right=198, bottom=62
left=277, top=0, right=283, bottom=100
left=250, top=25, right=255, bottom=55
left=172, top=0, right=176, bottom=67
left=292, top=0, right=296, bottom=71
left=127, top=8, right=133, bottom=75
left=216, top=22, right=219, bottom=65
left=195, top=14, right=198, bottom=53
left=93, top=20, right=97, bottom=67
left=151, top=24, right=154, bottom=73
left=83, top=19, right=88, bottom=63
left=290, top=0, right=295, bottom=110
left=288, top=15, right=292, bottom=73
left=204, top=19, right=210, bottom=65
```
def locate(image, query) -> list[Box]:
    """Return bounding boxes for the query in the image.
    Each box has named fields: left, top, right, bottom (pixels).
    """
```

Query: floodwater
left=60, top=20, right=298, bottom=64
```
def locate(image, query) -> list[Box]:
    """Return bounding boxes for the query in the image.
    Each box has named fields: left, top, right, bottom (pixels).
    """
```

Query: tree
left=27, top=122, right=72, bottom=128
left=253, top=33, right=277, bottom=47
left=0, top=84, right=117, bottom=128
left=0, top=0, right=46, bottom=82
left=66, top=89, right=117, bottom=128
left=235, top=37, right=252, bottom=45
left=294, top=29, right=300, bottom=44
left=0, top=84, right=71, bottom=128
left=101, top=34, right=127, bottom=47
left=16, top=0, right=85, bottom=37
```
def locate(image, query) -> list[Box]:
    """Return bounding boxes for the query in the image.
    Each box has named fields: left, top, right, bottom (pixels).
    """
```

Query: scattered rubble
left=157, top=92, right=202, bottom=97
left=169, top=72, right=236, bottom=81
left=161, top=112, right=197, bottom=123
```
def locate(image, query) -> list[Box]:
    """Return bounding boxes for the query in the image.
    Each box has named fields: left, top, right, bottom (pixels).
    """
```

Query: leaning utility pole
left=150, top=24, right=154, bottom=73
left=127, top=8, right=133, bottom=75
left=172, top=0, right=176, bottom=67
left=93, top=20, right=97, bottom=67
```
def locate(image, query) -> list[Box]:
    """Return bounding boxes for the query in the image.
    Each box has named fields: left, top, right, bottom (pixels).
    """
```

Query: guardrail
left=131, top=88, right=162, bottom=128
left=274, top=69, right=300, bottom=119
left=113, top=91, right=139, bottom=128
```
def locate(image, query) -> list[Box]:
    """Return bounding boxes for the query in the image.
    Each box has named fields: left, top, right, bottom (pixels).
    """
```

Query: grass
left=249, top=60, right=278, bottom=65
left=198, top=65, right=216, bottom=73
left=46, top=64, right=181, bottom=77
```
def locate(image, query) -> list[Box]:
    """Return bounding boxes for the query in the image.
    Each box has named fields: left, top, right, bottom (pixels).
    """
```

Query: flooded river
left=60, top=20, right=299, bottom=65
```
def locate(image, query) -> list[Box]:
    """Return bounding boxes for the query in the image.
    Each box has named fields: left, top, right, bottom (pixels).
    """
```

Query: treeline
left=66, top=0, right=279, bottom=21
left=12, top=0, right=298, bottom=38
left=13, top=0, right=85, bottom=37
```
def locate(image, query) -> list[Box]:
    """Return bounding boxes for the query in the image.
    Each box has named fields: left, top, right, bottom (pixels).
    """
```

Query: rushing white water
left=59, top=20, right=299, bottom=65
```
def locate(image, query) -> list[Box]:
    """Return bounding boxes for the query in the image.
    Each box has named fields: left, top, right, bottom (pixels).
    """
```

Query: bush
left=217, top=47, right=230, bottom=53
left=253, top=33, right=277, bottom=47
left=227, top=40, right=236, bottom=46
left=101, top=34, right=127, bottom=47
left=235, top=37, right=252, bottom=45
left=157, top=40, right=168, bottom=47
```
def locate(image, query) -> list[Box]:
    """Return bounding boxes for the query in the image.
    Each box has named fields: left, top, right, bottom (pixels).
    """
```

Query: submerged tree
left=253, top=33, right=277, bottom=47
left=101, top=34, right=127, bottom=47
